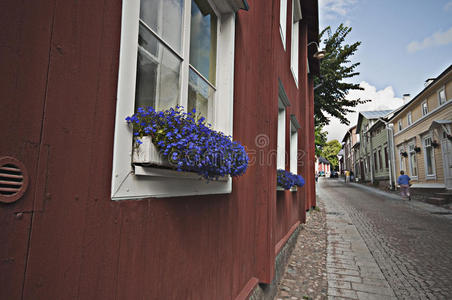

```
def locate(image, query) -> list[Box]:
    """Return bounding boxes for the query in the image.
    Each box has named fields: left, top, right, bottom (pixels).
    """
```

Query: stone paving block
left=328, top=287, right=358, bottom=299
left=327, top=273, right=362, bottom=283
left=328, top=267, right=360, bottom=277
left=328, top=280, right=352, bottom=289
left=355, top=291, right=397, bottom=300
left=351, top=282, right=395, bottom=296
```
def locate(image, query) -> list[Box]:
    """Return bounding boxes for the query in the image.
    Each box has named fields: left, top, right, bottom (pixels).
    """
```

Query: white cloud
left=444, top=1, right=452, bottom=11
left=319, top=0, right=357, bottom=20
left=406, top=26, right=452, bottom=53
left=324, top=81, right=403, bottom=142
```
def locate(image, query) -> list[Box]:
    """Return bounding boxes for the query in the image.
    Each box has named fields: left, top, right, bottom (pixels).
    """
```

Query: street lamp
left=307, top=41, right=325, bottom=59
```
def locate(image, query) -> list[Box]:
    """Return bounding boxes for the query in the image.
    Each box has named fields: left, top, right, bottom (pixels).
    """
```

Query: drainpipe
left=368, top=130, right=374, bottom=184
left=379, top=118, right=396, bottom=189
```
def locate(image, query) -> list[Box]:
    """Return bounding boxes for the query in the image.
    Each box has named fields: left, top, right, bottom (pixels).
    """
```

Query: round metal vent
left=0, top=156, right=29, bottom=204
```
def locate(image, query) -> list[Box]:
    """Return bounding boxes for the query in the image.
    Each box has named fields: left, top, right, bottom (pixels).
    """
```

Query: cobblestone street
left=275, top=178, right=452, bottom=300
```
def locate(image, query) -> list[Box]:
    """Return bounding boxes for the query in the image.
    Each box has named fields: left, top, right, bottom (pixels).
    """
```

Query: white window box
left=132, top=136, right=169, bottom=166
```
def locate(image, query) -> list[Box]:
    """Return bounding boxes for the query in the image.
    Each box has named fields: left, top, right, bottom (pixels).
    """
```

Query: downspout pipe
left=378, top=118, right=396, bottom=190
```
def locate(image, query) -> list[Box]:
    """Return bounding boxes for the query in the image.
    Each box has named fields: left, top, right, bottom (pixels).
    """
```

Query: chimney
left=402, top=94, right=411, bottom=104
left=424, top=78, right=435, bottom=87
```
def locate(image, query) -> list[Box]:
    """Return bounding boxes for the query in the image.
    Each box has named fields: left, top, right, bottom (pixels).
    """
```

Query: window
left=408, top=143, right=418, bottom=177
left=111, top=0, right=240, bottom=199
left=399, top=147, right=406, bottom=172
left=290, top=0, right=302, bottom=83
left=277, top=102, right=286, bottom=170
left=407, top=112, right=412, bottom=126
left=374, top=152, right=378, bottom=171
left=422, top=101, right=428, bottom=116
left=423, top=136, right=436, bottom=177
left=280, top=0, right=287, bottom=49
left=378, top=149, right=383, bottom=170
left=384, top=146, right=389, bottom=169
left=438, top=87, right=446, bottom=105
left=290, top=116, right=300, bottom=174
left=398, top=120, right=403, bottom=131
left=277, top=82, right=291, bottom=169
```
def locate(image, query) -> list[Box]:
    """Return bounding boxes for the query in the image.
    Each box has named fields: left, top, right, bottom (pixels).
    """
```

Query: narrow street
left=319, top=178, right=452, bottom=299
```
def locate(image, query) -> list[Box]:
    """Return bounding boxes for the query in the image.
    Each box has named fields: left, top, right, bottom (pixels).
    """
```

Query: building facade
left=0, top=1, right=320, bottom=299
left=342, top=125, right=357, bottom=174
left=354, top=110, right=393, bottom=183
left=389, top=65, right=452, bottom=190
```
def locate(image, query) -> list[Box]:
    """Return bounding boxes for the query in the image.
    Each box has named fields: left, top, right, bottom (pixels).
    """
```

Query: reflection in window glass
left=190, top=0, right=217, bottom=85
left=140, top=0, right=184, bottom=53
left=439, top=89, right=446, bottom=105
left=188, top=68, right=214, bottom=120
left=135, top=24, right=181, bottom=111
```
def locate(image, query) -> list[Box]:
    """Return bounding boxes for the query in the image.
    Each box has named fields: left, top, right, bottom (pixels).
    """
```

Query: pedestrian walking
left=345, top=170, right=350, bottom=183
left=397, top=170, right=411, bottom=200
left=350, top=171, right=354, bottom=182
left=315, top=171, right=318, bottom=183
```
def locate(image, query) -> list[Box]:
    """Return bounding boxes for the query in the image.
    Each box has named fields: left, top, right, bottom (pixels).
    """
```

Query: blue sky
left=319, top=0, right=452, bottom=141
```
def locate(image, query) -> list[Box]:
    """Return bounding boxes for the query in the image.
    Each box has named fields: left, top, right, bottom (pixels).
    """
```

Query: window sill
left=134, top=165, right=228, bottom=182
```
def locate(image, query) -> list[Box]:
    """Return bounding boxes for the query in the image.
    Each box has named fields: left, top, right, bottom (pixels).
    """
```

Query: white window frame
left=408, top=141, right=418, bottom=179
left=423, top=135, right=436, bottom=178
left=421, top=100, right=428, bottom=116
left=407, top=112, right=412, bottom=126
left=398, top=146, right=406, bottom=173
left=398, top=120, right=403, bottom=131
left=277, top=80, right=291, bottom=170
left=438, top=86, right=446, bottom=106
left=279, top=0, right=287, bottom=49
left=111, top=0, right=237, bottom=200
left=290, top=115, right=300, bottom=174
left=290, top=0, right=302, bottom=85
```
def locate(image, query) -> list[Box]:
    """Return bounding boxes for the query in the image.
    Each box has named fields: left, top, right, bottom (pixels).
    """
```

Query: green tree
left=314, top=24, right=368, bottom=127
left=315, top=125, right=327, bottom=156
left=321, top=140, right=342, bottom=169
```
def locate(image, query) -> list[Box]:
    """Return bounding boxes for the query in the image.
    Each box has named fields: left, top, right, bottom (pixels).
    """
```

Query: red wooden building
left=0, top=0, right=319, bottom=299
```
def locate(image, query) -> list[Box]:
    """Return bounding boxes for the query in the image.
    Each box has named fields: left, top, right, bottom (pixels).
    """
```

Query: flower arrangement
left=447, top=133, right=452, bottom=141
left=431, top=140, right=440, bottom=148
left=401, top=151, right=408, bottom=157
left=126, top=106, right=248, bottom=180
left=277, top=169, right=305, bottom=190
left=414, top=146, right=421, bottom=153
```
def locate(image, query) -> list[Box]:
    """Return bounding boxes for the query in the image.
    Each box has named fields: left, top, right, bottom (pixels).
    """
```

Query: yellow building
left=389, top=65, right=452, bottom=190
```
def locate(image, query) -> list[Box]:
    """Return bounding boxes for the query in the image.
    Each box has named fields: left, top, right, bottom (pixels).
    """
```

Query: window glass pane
left=439, top=89, right=446, bottom=104
left=140, top=0, right=184, bottom=53
left=188, top=67, right=214, bottom=119
left=190, top=0, right=217, bottom=85
left=426, top=146, right=433, bottom=175
left=410, top=152, right=417, bottom=176
left=135, top=24, right=181, bottom=111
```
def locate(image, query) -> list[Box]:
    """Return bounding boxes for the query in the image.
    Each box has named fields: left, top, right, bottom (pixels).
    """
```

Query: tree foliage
left=321, top=140, right=342, bottom=169
left=315, top=125, right=327, bottom=156
left=314, top=24, right=368, bottom=127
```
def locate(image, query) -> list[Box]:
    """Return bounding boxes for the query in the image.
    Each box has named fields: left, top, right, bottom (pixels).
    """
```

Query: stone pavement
left=325, top=197, right=396, bottom=300
left=274, top=203, right=328, bottom=300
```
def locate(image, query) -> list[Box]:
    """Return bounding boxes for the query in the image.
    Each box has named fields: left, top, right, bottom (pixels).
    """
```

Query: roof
left=341, top=125, right=357, bottom=143
left=388, top=64, right=452, bottom=121
left=360, top=110, right=393, bottom=120
left=356, top=110, right=394, bottom=132
left=318, top=156, right=330, bottom=164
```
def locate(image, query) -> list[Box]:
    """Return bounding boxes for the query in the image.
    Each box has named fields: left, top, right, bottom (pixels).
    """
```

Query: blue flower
left=126, top=105, right=249, bottom=180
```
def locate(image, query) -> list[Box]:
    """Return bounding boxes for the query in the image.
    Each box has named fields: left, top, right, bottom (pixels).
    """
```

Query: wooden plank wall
left=0, top=0, right=316, bottom=299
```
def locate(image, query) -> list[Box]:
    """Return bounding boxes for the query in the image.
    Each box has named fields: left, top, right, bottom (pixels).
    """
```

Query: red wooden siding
left=0, top=0, right=318, bottom=299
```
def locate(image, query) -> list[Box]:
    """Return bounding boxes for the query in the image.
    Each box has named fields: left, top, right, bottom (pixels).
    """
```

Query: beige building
left=389, top=65, right=452, bottom=190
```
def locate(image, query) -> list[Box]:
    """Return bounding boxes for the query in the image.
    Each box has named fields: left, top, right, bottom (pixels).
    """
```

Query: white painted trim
left=394, top=100, right=452, bottom=137
left=290, top=121, right=298, bottom=174
left=422, top=134, right=437, bottom=179
left=279, top=0, right=287, bottom=50
left=437, top=85, right=446, bottom=106
left=410, top=183, right=445, bottom=189
left=421, top=100, right=428, bottom=116
left=111, top=0, right=236, bottom=200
